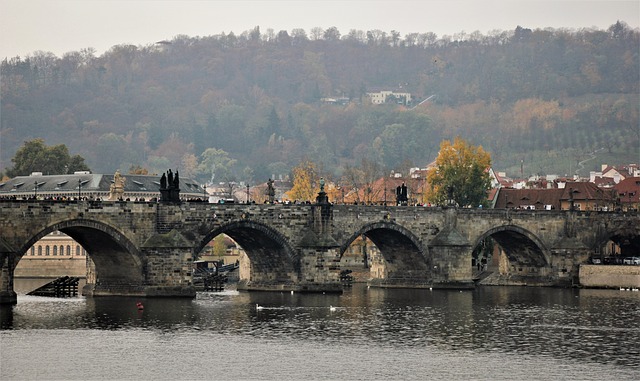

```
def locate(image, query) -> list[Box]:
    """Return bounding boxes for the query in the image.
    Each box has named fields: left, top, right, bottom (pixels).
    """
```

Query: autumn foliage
left=286, top=161, right=319, bottom=202
left=426, top=137, right=492, bottom=207
left=1, top=22, right=637, bottom=180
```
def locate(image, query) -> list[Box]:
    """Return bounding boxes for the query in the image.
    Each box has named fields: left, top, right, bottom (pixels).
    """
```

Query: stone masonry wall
left=579, top=265, right=640, bottom=288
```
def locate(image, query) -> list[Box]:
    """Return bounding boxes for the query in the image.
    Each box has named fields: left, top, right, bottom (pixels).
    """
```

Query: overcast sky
left=1, top=0, right=638, bottom=59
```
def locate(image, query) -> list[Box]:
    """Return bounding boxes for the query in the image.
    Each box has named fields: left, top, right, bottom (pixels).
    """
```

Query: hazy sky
left=1, top=0, right=638, bottom=59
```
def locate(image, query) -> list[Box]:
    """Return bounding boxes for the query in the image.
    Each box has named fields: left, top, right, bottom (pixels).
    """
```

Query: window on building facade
left=38, top=246, right=42, bottom=256
left=67, top=245, right=71, bottom=256
left=46, top=246, right=50, bottom=256
left=59, top=245, right=64, bottom=256
left=30, top=247, right=35, bottom=256
left=53, top=246, right=58, bottom=256
left=76, top=245, right=81, bottom=256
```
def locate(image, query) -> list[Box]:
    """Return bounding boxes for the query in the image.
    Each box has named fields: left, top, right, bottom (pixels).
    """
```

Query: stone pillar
left=297, top=246, right=342, bottom=293
left=140, top=230, right=196, bottom=298
left=0, top=252, right=17, bottom=305
left=428, top=209, right=474, bottom=289
left=429, top=242, right=474, bottom=289
left=550, top=236, right=590, bottom=287
left=295, top=201, right=343, bottom=293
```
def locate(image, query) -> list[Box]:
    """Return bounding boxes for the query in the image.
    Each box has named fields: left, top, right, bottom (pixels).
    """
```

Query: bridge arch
left=341, top=221, right=431, bottom=286
left=18, top=219, right=144, bottom=287
left=472, top=224, right=552, bottom=279
left=593, top=221, right=640, bottom=259
left=197, top=220, right=300, bottom=284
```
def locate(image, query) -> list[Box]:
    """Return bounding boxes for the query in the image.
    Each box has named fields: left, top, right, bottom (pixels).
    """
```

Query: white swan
left=329, top=305, right=336, bottom=312
left=256, top=303, right=264, bottom=310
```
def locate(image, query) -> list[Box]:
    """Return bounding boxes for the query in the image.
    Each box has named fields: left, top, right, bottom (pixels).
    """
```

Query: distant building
left=494, top=188, right=564, bottom=210
left=559, top=182, right=615, bottom=211
left=0, top=171, right=206, bottom=201
left=366, top=89, right=412, bottom=105
left=494, top=181, right=615, bottom=211
left=320, top=97, right=350, bottom=105
left=614, top=177, right=640, bottom=211
left=14, top=231, right=90, bottom=286
left=600, top=163, right=639, bottom=181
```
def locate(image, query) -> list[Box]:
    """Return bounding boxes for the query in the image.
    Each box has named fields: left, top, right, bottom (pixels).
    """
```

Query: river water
left=1, top=285, right=638, bottom=380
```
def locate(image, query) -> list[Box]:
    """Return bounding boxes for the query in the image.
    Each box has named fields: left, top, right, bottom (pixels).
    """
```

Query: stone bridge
left=1, top=199, right=638, bottom=304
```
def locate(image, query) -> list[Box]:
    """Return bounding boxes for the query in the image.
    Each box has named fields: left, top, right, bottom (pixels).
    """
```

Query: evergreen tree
left=7, top=139, right=90, bottom=177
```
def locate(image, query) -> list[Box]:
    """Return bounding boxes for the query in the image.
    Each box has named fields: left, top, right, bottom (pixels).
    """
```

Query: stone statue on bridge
left=266, top=178, right=275, bottom=203
left=396, top=182, right=408, bottom=206
left=159, top=169, right=180, bottom=202
left=108, top=170, right=126, bottom=201
left=316, top=177, right=328, bottom=204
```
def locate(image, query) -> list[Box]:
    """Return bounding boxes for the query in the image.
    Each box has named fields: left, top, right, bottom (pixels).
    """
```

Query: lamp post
left=78, top=178, right=82, bottom=201
left=34, top=181, right=38, bottom=199
left=246, top=184, right=250, bottom=204
left=203, top=184, right=207, bottom=202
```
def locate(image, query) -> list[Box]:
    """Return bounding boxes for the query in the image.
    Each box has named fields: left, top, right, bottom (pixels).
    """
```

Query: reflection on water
left=1, top=285, right=639, bottom=380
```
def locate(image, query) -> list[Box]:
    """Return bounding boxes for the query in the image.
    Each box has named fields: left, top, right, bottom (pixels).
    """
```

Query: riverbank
left=579, top=264, right=640, bottom=289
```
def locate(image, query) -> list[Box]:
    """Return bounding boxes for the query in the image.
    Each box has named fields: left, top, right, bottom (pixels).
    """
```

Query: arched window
left=53, top=246, right=57, bottom=256
left=76, top=245, right=81, bottom=256
left=38, top=246, right=42, bottom=256
left=67, top=245, right=71, bottom=256
left=60, top=245, right=64, bottom=256
left=45, top=246, right=50, bottom=256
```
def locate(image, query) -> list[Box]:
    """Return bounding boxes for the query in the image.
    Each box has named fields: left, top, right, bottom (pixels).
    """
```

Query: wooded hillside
left=1, top=22, right=638, bottom=183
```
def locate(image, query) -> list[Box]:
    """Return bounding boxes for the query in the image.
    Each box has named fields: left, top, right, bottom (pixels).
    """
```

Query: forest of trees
left=1, top=22, right=638, bottom=184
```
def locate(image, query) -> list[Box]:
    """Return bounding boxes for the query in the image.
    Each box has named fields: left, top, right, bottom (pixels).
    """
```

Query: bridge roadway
left=1, top=199, right=638, bottom=304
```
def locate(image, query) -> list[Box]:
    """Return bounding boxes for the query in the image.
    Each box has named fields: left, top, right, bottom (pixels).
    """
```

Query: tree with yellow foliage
left=426, top=137, right=492, bottom=207
left=212, top=235, right=228, bottom=258
left=286, top=160, right=319, bottom=202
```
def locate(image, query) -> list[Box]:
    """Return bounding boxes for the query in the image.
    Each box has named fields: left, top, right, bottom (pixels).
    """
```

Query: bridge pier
left=428, top=214, right=475, bottom=289
left=139, top=230, right=197, bottom=298
left=429, top=246, right=475, bottom=289
left=290, top=201, right=343, bottom=293
left=0, top=252, right=18, bottom=304
left=549, top=244, right=591, bottom=287
left=296, top=247, right=343, bottom=293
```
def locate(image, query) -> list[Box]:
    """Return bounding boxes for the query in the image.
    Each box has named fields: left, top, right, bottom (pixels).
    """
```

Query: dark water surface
left=1, top=285, right=638, bottom=380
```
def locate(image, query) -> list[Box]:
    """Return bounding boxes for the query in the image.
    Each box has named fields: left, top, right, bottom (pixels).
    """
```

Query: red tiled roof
left=494, top=188, right=564, bottom=209
left=487, top=188, right=499, bottom=202
left=592, top=176, right=617, bottom=187
left=614, top=177, right=640, bottom=203
left=561, top=182, right=614, bottom=202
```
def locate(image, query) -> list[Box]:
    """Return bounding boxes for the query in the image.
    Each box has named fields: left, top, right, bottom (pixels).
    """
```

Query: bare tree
left=310, top=27, right=324, bottom=41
